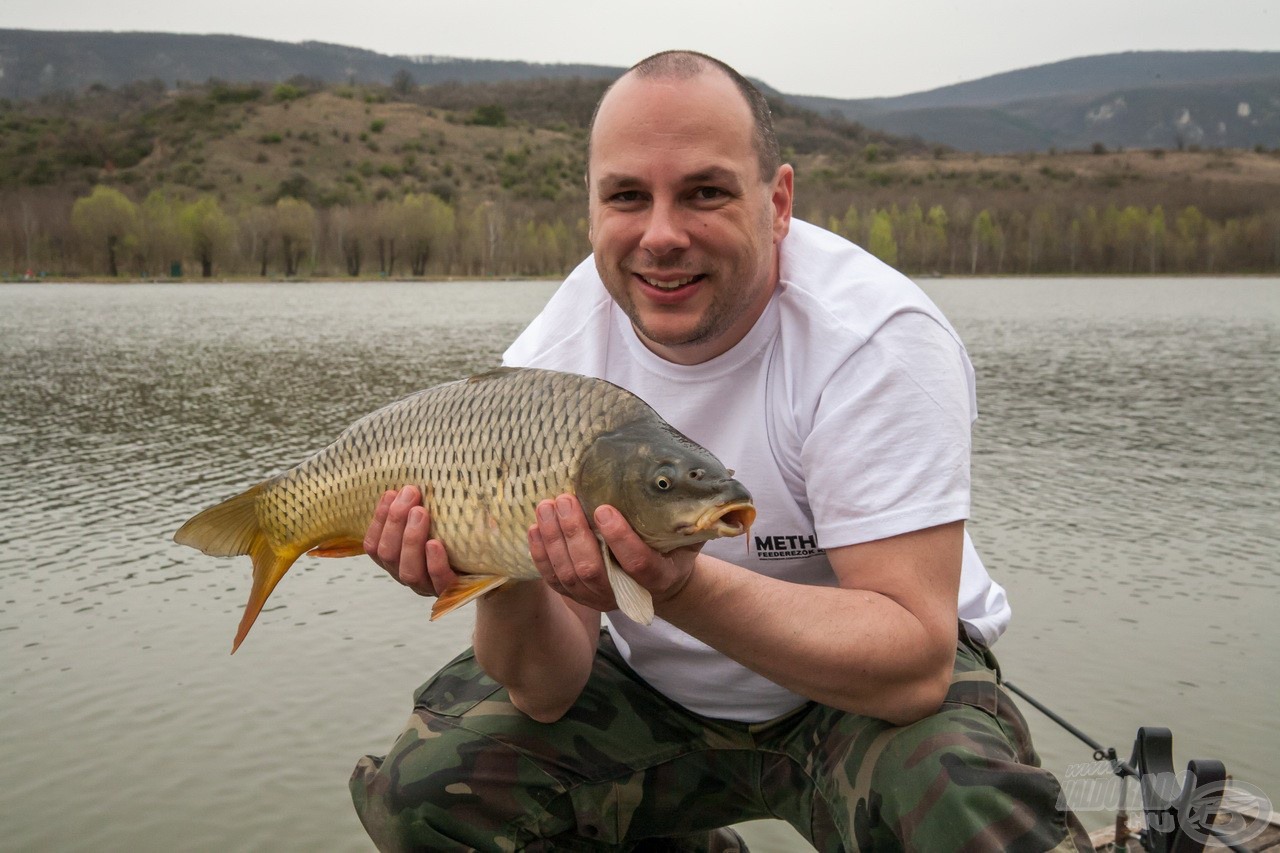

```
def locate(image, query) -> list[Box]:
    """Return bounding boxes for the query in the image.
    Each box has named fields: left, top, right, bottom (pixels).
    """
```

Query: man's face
left=587, top=71, right=793, bottom=365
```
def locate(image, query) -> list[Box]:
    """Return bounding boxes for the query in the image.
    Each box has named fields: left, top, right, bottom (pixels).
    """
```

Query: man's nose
left=638, top=198, right=690, bottom=256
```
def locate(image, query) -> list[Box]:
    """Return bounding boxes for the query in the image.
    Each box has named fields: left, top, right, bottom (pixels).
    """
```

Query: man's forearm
left=472, top=581, right=601, bottom=723
left=655, top=555, right=957, bottom=725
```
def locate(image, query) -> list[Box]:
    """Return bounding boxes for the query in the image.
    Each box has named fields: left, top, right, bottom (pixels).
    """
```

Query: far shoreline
left=1, top=275, right=566, bottom=285
left=5, top=272, right=1279, bottom=286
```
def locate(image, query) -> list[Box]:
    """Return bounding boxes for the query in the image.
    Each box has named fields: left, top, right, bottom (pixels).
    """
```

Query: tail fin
left=174, top=484, right=302, bottom=653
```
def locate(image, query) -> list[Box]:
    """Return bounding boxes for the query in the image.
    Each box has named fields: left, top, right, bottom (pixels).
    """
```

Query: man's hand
left=363, top=486, right=460, bottom=598
left=527, top=494, right=699, bottom=613
left=363, top=487, right=601, bottom=722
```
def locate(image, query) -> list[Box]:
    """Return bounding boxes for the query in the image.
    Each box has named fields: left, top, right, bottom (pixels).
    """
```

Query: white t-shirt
left=503, top=219, right=1010, bottom=722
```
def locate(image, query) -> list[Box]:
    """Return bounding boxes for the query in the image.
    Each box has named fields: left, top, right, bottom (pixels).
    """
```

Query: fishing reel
left=1124, top=727, right=1228, bottom=853
left=1004, top=682, right=1263, bottom=853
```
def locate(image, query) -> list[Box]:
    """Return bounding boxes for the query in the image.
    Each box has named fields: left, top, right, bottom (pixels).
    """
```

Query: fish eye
left=655, top=475, right=672, bottom=491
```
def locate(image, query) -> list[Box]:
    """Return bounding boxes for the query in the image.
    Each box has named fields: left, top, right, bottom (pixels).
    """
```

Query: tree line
left=3, top=184, right=1278, bottom=279
left=4, top=186, right=587, bottom=279
left=821, top=199, right=1280, bottom=275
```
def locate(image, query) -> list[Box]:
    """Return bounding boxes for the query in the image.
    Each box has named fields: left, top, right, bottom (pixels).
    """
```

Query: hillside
left=803, top=51, right=1280, bottom=113
left=792, top=51, right=1280, bottom=152
left=3, top=30, right=1278, bottom=152
left=3, top=75, right=1278, bottom=279
left=0, top=29, right=621, bottom=98
left=0, top=77, right=922, bottom=209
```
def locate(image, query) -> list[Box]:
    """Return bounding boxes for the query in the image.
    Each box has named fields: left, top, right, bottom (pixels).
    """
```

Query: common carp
left=174, top=367, right=755, bottom=652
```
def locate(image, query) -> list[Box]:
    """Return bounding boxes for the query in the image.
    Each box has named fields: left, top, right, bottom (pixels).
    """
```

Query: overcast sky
left=5, top=0, right=1276, bottom=99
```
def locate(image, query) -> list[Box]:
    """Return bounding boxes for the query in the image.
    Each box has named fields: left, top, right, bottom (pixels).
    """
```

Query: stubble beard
left=610, top=264, right=746, bottom=352
left=604, top=204, right=779, bottom=353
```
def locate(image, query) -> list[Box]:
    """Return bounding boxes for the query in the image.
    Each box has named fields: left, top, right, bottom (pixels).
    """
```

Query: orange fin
left=307, top=538, right=365, bottom=558
left=231, top=538, right=303, bottom=654
left=430, top=574, right=510, bottom=621
left=174, top=482, right=301, bottom=654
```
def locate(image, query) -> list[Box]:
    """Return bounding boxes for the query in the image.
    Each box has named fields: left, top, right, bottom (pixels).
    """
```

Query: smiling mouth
left=638, top=273, right=705, bottom=291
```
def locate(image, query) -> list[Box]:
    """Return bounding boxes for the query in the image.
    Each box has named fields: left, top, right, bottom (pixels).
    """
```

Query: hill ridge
left=2, top=30, right=1277, bottom=152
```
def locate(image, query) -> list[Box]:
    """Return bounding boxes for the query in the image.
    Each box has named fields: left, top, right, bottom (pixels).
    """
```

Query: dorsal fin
left=467, top=366, right=519, bottom=384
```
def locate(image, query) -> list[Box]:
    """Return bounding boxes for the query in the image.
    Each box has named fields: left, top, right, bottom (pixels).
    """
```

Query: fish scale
left=174, top=367, right=755, bottom=652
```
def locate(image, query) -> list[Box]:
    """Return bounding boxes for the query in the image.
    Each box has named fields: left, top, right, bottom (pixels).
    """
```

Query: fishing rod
left=1003, top=680, right=1138, bottom=776
left=1003, top=680, right=1253, bottom=853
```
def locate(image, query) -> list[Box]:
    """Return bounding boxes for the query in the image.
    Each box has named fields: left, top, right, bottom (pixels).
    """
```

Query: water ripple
left=2, top=278, right=1276, bottom=851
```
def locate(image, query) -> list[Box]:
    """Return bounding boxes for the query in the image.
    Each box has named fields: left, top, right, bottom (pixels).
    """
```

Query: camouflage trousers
left=351, top=630, right=1091, bottom=852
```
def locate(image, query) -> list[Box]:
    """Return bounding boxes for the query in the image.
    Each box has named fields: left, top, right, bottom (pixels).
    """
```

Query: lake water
left=1, top=278, right=1276, bottom=852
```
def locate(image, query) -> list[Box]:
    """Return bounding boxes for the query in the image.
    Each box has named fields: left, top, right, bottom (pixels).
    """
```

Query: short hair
left=587, top=50, right=782, bottom=181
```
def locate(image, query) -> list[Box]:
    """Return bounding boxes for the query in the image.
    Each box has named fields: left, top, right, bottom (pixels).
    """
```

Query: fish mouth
left=683, top=501, right=756, bottom=538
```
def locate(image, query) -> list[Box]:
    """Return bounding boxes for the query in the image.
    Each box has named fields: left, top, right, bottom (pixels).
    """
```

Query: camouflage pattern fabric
left=351, top=630, right=1091, bottom=852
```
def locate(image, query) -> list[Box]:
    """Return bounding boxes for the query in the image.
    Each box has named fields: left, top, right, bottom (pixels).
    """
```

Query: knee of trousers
left=348, top=716, right=570, bottom=852
left=351, top=752, right=421, bottom=852
left=853, top=706, right=1075, bottom=851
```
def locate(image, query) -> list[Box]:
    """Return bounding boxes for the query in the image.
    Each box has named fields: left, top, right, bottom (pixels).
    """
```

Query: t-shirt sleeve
left=802, top=310, right=976, bottom=548
left=502, top=255, right=605, bottom=369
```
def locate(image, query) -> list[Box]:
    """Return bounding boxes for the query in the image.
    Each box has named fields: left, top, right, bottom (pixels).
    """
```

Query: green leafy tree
left=896, top=202, right=925, bottom=271
left=329, top=205, right=365, bottom=276
left=537, top=220, right=575, bottom=274
left=970, top=210, right=1001, bottom=274
left=947, top=200, right=972, bottom=273
left=180, top=196, right=234, bottom=278
left=457, top=201, right=503, bottom=277
left=138, top=191, right=185, bottom=276
left=239, top=206, right=276, bottom=276
left=867, top=210, right=898, bottom=267
left=401, top=193, right=456, bottom=276
left=841, top=205, right=862, bottom=244
left=1002, top=210, right=1024, bottom=274
left=1176, top=206, right=1207, bottom=272
left=925, top=205, right=949, bottom=273
left=471, top=104, right=508, bottom=127
left=275, top=198, right=316, bottom=276
left=1115, top=205, right=1147, bottom=273
left=272, top=83, right=304, bottom=102
left=1147, top=206, right=1166, bottom=273
left=1026, top=204, right=1056, bottom=273
left=1068, top=218, right=1082, bottom=272
left=1076, top=207, right=1103, bottom=271
left=1204, top=219, right=1230, bottom=273
left=71, top=185, right=138, bottom=277
left=372, top=200, right=402, bottom=275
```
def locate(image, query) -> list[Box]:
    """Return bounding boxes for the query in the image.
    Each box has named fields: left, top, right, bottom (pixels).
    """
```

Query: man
left=352, top=51, right=1089, bottom=852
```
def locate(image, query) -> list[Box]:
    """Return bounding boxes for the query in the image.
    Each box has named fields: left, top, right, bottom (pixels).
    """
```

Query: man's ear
left=771, top=164, right=794, bottom=243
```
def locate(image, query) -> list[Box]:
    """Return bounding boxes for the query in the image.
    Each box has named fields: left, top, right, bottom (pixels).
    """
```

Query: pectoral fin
left=430, top=574, right=510, bottom=621
left=598, top=536, right=654, bottom=625
left=306, top=538, right=366, bottom=558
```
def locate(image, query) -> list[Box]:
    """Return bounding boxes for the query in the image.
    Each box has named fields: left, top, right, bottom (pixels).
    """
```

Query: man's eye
left=609, top=191, right=643, bottom=203
left=693, top=187, right=726, bottom=201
